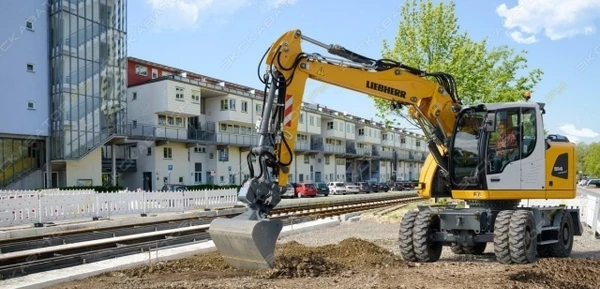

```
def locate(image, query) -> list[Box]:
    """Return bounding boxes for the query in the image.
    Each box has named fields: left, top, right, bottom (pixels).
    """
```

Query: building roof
left=127, top=56, right=426, bottom=139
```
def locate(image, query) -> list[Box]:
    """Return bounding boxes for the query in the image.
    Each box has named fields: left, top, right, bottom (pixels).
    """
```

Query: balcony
left=323, top=145, right=345, bottom=154
left=101, top=158, right=137, bottom=173
left=295, top=142, right=311, bottom=151
left=356, top=148, right=371, bottom=156
left=375, top=150, right=393, bottom=159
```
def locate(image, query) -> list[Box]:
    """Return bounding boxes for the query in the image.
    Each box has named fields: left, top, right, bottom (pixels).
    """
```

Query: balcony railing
left=102, top=123, right=430, bottom=160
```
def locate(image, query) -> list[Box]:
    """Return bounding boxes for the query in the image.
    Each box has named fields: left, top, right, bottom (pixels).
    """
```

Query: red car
left=292, top=182, right=317, bottom=197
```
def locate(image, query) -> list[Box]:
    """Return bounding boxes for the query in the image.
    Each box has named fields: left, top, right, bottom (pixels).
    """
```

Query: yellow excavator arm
left=208, top=29, right=464, bottom=270
left=263, top=30, right=460, bottom=188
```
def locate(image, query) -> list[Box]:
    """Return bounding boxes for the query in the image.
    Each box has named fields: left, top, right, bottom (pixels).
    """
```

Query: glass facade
left=0, top=138, right=45, bottom=187
left=49, top=0, right=127, bottom=159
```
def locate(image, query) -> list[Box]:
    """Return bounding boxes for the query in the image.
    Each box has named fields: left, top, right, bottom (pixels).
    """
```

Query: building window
left=229, top=99, right=236, bottom=110
left=401, top=137, right=406, bottom=144
left=152, top=69, right=158, bottom=79
left=325, top=156, right=330, bottom=165
left=327, top=121, right=333, bottom=130
left=358, top=128, right=365, bottom=136
left=26, top=20, right=34, bottom=31
left=163, top=147, right=172, bottom=159
left=147, top=148, right=151, bottom=156
left=416, top=140, right=421, bottom=146
left=220, top=99, right=228, bottom=111
left=304, top=155, right=309, bottom=164
left=219, top=147, right=229, bottom=161
left=27, top=101, right=35, bottom=110
left=191, top=90, right=200, bottom=102
left=299, top=113, right=304, bottom=123
left=255, top=104, right=262, bottom=114
left=132, top=92, right=137, bottom=100
left=241, top=101, right=248, bottom=113
left=132, top=120, right=137, bottom=128
left=175, top=87, right=184, bottom=100
left=135, top=65, right=148, bottom=76
left=26, top=63, right=34, bottom=72
left=309, top=115, right=314, bottom=126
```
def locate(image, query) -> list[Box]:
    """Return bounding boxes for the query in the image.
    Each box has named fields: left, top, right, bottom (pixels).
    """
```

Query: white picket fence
left=519, top=188, right=600, bottom=237
left=0, top=188, right=239, bottom=228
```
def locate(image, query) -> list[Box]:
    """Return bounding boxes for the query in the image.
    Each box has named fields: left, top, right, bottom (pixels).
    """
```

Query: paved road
left=277, top=190, right=417, bottom=208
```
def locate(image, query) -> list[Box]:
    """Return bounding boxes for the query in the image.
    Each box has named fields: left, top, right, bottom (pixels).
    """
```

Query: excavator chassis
left=398, top=200, right=583, bottom=264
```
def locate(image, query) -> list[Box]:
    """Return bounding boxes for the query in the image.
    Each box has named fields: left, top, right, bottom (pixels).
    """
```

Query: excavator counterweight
left=208, top=29, right=582, bottom=269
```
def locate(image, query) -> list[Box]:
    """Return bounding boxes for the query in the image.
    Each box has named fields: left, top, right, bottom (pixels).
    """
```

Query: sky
left=126, top=0, right=600, bottom=144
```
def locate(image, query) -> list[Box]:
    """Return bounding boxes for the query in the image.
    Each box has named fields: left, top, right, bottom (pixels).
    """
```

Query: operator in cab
left=492, top=120, right=517, bottom=172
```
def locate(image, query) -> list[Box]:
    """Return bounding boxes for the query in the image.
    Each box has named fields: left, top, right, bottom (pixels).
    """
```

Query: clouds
left=558, top=123, right=599, bottom=143
left=145, top=0, right=296, bottom=31
left=496, top=0, right=600, bottom=44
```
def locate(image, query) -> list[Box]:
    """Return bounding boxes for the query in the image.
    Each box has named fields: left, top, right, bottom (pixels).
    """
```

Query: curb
left=0, top=218, right=341, bottom=289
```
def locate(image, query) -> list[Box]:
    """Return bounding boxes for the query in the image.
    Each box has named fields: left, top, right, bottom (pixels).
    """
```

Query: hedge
left=187, top=184, right=242, bottom=191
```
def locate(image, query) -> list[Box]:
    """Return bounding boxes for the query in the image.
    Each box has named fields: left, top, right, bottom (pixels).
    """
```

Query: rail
left=0, top=188, right=238, bottom=228
left=0, top=194, right=425, bottom=279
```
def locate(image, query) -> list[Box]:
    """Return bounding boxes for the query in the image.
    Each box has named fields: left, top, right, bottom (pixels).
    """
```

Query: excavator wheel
left=537, top=210, right=574, bottom=258
left=508, top=210, right=538, bottom=264
left=450, top=242, right=487, bottom=255
left=493, top=210, right=514, bottom=264
left=412, top=211, right=443, bottom=262
left=398, top=210, right=419, bottom=262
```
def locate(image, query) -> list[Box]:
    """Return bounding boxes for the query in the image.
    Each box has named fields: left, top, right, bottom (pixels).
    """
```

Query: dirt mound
left=509, top=258, right=600, bottom=289
left=118, top=238, right=404, bottom=280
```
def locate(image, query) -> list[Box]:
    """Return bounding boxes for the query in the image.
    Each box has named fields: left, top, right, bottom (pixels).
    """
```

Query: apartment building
left=0, top=0, right=128, bottom=189
left=118, top=57, right=428, bottom=191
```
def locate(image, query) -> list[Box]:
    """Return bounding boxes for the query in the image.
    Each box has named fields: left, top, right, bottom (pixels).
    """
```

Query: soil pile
left=509, top=258, right=600, bottom=289
left=259, top=238, right=405, bottom=279
left=118, top=238, right=405, bottom=280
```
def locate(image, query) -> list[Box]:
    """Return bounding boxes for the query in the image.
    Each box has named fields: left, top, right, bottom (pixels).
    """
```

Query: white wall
left=65, top=148, right=102, bottom=186
left=128, top=81, right=166, bottom=125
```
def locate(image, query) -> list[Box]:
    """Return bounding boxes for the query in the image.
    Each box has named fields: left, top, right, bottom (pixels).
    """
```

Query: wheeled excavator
left=208, top=29, right=582, bottom=269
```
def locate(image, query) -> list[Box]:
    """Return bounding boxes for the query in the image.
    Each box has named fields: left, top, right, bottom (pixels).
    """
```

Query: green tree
left=576, top=142, right=591, bottom=174
left=373, top=0, right=543, bottom=129
left=583, top=142, right=600, bottom=177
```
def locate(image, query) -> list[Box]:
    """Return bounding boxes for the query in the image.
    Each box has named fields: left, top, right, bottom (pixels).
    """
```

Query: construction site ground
left=50, top=201, right=600, bottom=289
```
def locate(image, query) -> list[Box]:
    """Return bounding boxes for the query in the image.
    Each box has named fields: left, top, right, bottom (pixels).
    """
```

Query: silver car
left=281, top=183, right=296, bottom=198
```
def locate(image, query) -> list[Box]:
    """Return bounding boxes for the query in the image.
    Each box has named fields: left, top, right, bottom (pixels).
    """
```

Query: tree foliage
left=582, top=142, right=600, bottom=177
left=372, top=0, right=543, bottom=129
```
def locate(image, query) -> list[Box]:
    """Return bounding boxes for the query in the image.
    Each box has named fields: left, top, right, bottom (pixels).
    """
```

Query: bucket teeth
left=209, top=214, right=283, bottom=270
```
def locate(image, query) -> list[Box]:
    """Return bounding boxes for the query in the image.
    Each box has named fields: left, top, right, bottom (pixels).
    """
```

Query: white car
left=345, top=183, right=360, bottom=194
left=327, top=182, right=347, bottom=195
left=281, top=184, right=296, bottom=198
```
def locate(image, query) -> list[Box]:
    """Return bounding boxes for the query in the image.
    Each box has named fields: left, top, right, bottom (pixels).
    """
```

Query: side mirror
left=485, top=113, right=496, bottom=132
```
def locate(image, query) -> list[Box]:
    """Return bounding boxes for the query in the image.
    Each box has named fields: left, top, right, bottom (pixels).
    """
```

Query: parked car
left=282, top=183, right=296, bottom=198
left=355, top=182, right=373, bottom=194
left=161, top=184, right=188, bottom=192
left=327, top=182, right=347, bottom=195
left=345, top=183, right=360, bottom=194
left=293, top=182, right=317, bottom=197
left=314, top=182, right=330, bottom=196
left=586, top=179, right=600, bottom=188
left=375, top=183, right=390, bottom=192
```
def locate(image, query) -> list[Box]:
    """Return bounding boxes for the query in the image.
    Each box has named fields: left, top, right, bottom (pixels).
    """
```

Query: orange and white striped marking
left=284, top=94, right=293, bottom=127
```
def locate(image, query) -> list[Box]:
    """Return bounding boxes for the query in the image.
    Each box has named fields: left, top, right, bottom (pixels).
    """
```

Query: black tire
left=451, top=243, right=487, bottom=255
left=508, top=210, right=538, bottom=264
left=547, top=211, right=574, bottom=257
left=494, top=210, right=513, bottom=264
left=413, top=211, right=443, bottom=262
left=398, top=211, right=419, bottom=262
left=537, top=245, right=551, bottom=257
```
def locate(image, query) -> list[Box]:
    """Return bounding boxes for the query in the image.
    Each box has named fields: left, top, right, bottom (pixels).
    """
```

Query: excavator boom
left=208, top=29, right=462, bottom=270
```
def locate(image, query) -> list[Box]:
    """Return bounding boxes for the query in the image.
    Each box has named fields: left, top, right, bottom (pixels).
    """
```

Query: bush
left=187, top=184, right=242, bottom=191
left=54, top=186, right=125, bottom=193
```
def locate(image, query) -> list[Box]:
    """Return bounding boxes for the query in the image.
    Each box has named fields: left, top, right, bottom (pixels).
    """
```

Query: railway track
left=0, top=193, right=422, bottom=279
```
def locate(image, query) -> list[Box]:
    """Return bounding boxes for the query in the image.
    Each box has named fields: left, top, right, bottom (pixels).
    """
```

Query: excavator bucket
left=208, top=210, right=283, bottom=270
